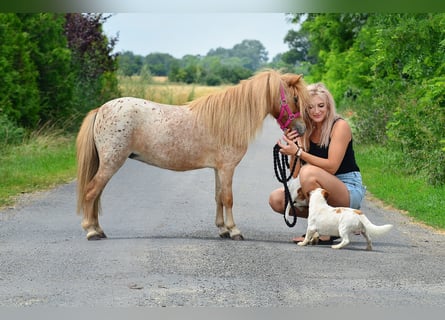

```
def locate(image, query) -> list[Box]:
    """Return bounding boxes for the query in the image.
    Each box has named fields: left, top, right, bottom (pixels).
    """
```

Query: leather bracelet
left=295, top=146, right=302, bottom=157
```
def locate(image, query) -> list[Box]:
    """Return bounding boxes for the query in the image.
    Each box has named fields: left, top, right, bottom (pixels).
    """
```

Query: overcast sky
left=102, top=13, right=297, bottom=61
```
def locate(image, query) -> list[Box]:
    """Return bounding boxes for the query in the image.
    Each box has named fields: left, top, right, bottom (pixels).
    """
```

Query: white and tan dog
left=284, top=176, right=308, bottom=219
left=298, top=188, right=393, bottom=250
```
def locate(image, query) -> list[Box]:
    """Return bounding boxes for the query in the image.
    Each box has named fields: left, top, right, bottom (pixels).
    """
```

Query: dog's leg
left=331, top=236, right=350, bottom=249
left=297, top=229, right=317, bottom=246
left=362, top=230, right=373, bottom=251
left=310, top=231, right=320, bottom=245
left=331, top=230, right=350, bottom=249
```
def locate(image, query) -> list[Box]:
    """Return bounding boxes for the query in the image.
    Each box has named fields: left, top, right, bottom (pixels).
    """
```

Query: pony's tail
left=76, top=109, right=99, bottom=216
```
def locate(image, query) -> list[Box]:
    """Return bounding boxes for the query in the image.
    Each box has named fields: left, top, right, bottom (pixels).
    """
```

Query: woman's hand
left=285, top=129, right=302, bottom=145
left=277, top=129, right=303, bottom=156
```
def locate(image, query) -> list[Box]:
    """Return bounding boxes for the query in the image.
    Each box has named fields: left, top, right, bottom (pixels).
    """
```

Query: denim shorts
left=336, top=171, right=366, bottom=209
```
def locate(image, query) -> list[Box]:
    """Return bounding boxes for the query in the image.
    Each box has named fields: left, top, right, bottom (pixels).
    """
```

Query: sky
left=102, top=13, right=297, bottom=61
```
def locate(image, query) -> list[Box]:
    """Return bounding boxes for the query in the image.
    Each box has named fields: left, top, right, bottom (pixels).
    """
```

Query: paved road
left=1, top=117, right=444, bottom=307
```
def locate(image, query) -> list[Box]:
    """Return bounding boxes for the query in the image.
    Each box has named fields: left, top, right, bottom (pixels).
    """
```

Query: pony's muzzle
left=290, top=118, right=306, bottom=136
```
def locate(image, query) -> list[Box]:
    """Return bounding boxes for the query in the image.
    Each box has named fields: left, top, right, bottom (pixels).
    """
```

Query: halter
left=276, top=84, right=301, bottom=131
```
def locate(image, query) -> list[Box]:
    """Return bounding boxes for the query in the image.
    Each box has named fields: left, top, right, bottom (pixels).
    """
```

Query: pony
left=76, top=69, right=310, bottom=240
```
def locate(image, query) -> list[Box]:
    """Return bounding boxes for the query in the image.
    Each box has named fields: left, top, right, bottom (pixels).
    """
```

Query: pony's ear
left=281, top=73, right=303, bottom=87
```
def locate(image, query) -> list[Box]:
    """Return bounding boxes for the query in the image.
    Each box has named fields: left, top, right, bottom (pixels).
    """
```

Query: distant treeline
left=116, top=39, right=297, bottom=86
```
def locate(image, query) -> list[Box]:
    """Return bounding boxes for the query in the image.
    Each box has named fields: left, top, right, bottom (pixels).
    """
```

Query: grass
left=0, top=134, right=76, bottom=208
left=355, top=144, right=445, bottom=230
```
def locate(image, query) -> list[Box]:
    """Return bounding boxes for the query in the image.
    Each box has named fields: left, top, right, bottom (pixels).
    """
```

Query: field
left=118, top=76, right=229, bottom=104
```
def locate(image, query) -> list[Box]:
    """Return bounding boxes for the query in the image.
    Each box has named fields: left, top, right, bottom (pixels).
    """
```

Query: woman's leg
left=299, top=164, right=350, bottom=207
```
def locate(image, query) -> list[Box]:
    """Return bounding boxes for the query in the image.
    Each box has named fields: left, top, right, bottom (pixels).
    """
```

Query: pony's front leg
left=224, top=208, right=243, bottom=240
left=216, top=167, right=243, bottom=240
left=214, top=169, right=230, bottom=238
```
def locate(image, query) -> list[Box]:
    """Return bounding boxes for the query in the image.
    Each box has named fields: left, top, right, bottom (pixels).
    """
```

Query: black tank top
left=308, top=119, right=360, bottom=175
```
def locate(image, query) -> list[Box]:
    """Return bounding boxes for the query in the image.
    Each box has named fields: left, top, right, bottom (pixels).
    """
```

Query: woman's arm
left=279, top=129, right=302, bottom=178
left=278, top=120, right=352, bottom=175
left=290, top=155, right=302, bottom=178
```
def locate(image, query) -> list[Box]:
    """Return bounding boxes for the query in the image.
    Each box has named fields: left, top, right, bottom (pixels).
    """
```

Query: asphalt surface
left=1, top=117, right=444, bottom=307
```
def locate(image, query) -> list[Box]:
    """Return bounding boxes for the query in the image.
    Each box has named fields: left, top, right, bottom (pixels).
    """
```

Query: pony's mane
left=187, top=70, right=286, bottom=148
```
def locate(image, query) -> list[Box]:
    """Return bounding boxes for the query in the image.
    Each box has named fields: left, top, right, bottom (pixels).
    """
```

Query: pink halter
left=276, top=85, right=300, bottom=130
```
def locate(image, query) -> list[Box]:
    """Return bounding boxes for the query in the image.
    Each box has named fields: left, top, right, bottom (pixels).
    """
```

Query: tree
left=285, top=13, right=368, bottom=85
left=207, top=47, right=231, bottom=59
left=0, top=14, right=40, bottom=127
left=231, top=40, right=268, bottom=71
left=19, top=13, right=75, bottom=125
left=144, top=52, right=176, bottom=76
left=65, top=13, right=119, bottom=118
left=0, top=13, right=119, bottom=137
left=282, top=29, right=313, bottom=65
left=117, top=51, right=143, bottom=76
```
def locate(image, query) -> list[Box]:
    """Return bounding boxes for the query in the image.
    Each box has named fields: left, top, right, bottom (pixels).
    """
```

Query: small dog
left=284, top=176, right=308, bottom=219
left=298, top=188, right=393, bottom=250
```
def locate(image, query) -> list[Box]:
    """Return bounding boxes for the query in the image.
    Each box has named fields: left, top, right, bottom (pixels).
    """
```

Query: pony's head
left=276, top=72, right=311, bottom=134
left=187, top=69, right=310, bottom=148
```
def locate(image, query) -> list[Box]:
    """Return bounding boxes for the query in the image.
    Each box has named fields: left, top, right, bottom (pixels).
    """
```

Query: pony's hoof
left=87, top=231, right=107, bottom=241
left=219, top=231, right=231, bottom=239
left=231, top=234, right=244, bottom=241
left=219, top=226, right=230, bottom=239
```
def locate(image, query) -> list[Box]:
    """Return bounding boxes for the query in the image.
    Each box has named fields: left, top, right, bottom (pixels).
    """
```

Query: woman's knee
left=299, top=164, right=320, bottom=186
left=269, top=188, right=284, bottom=212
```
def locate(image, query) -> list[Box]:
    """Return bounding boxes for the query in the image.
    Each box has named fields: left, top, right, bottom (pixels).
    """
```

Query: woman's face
left=308, top=95, right=328, bottom=124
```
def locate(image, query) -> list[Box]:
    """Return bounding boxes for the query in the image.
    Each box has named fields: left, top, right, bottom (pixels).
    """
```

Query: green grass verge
left=355, top=144, right=445, bottom=230
left=0, top=135, right=76, bottom=208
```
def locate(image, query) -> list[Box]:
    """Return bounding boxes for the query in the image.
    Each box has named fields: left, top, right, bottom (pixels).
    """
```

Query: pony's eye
left=293, top=96, right=299, bottom=105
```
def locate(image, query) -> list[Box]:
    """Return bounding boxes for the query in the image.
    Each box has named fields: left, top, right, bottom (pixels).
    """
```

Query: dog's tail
left=358, top=215, right=393, bottom=237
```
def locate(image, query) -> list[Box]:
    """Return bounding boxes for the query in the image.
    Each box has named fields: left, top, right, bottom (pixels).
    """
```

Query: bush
left=204, top=74, right=222, bottom=86
left=350, top=91, right=393, bottom=145
left=386, top=78, right=445, bottom=185
left=0, top=114, right=25, bottom=146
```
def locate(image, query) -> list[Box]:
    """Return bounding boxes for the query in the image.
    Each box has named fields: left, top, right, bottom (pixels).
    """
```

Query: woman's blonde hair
left=302, top=82, right=339, bottom=148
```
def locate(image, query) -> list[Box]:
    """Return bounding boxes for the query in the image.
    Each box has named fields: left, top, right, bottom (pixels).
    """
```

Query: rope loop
left=273, top=144, right=298, bottom=227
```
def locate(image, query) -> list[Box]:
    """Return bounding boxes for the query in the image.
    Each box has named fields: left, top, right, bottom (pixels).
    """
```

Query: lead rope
left=273, top=144, right=299, bottom=227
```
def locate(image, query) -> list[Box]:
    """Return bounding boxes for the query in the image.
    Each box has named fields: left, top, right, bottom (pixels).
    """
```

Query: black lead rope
left=273, top=144, right=299, bottom=227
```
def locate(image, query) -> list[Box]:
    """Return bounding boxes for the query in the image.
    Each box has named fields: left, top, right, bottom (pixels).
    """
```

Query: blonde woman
left=269, top=83, right=366, bottom=244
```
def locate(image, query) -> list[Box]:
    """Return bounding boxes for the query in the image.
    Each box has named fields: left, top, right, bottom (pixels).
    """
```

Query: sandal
left=292, top=235, right=306, bottom=244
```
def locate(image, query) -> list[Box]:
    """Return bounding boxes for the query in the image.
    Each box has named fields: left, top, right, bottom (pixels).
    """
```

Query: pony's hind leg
left=81, top=173, right=109, bottom=240
left=82, top=162, right=124, bottom=240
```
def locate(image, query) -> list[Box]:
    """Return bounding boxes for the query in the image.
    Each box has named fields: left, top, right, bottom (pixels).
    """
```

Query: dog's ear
left=321, top=189, right=329, bottom=200
left=297, top=188, right=305, bottom=200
